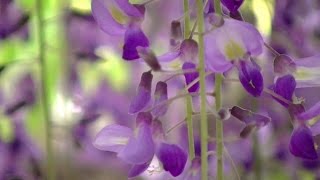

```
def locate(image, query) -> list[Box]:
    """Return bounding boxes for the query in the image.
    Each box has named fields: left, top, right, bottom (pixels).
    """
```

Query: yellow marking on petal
left=110, top=5, right=128, bottom=24
left=170, top=60, right=182, bottom=69
left=224, top=40, right=245, bottom=60
left=294, top=67, right=320, bottom=81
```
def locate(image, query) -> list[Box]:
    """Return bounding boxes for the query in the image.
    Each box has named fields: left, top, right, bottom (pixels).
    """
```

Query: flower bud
left=136, top=112, right=153, bottom=127
left=137, top=47, right=161, bottom=71
left=170, top=21, right=183, bottom=48
left=129, top=71, right=153, bottom=114
left=152, top=81, right=168, bottom=117
left=207, top=13, right=224, bottom=27
left=273, top=54, right=296, bottom=76
left=180, top=39, right=198, bottom=62
left=218, top=108, right=231, bottom=121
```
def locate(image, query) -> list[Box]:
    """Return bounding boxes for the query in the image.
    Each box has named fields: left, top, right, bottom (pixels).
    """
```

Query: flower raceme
left=89, top=0, right=320, bottom=178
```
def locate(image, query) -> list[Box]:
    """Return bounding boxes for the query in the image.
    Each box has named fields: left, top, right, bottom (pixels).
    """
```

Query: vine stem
left=196, top=0, right=209, bottom=179
left=214, top=0, right=224, bottom=179
left=184, top=0, right=195, bottom=160
left=35, top=0, right=55, bottom=179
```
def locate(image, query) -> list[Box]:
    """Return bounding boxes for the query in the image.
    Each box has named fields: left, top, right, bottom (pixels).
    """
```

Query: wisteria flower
left=91, top=0, right=149, bottom=60
left=93, top=112, right=187, bottom=178
left=204, top=17, right=264, bottom=96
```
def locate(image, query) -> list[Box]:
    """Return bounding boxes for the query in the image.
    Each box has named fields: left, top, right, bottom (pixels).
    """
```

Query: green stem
left=213, top=0, right=224, bottom=179
left=196, top=0, right=208, bottom=179
left=184, top=0, right=191, bottom=38
left=35, top=0, right=55, bottom=179
left=184, top=0, right=195, bottom=160
left=215, top=74, right=224, bottom=180
left=186, top=95, right=195, bottom=159
left=214, top=0, right=223, bottom=15
left=253, top=134, right=262, bottom=180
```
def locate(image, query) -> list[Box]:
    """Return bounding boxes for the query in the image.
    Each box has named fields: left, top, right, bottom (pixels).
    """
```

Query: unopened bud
left=240, top=124, right=256, bottom=138
left=170, top=21, right=182, bottom=40
left=136, top=112, right=153, bottom=127
left=180, top=39, right=198, bottom=61
left=207, top=13, right=224, bottom=27
left=274, top=54, right=296, bottom=76
left=218, top=108, right=231, bottom=121
left=137, top=47, right=161, bottom=71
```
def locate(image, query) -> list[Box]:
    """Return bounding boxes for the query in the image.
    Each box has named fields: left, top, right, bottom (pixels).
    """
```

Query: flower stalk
left=196, top=0, right=209, bottom=179
left=214, top=0, right=224, bottom=179
left=35, top=0, right=55, bottom=179
left=184, top=0, right=195, bottom=160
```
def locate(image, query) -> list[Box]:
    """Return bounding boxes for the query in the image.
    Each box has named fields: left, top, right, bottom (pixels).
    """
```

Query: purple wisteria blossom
left=94, top=112, right=187, bottom=178
left=204, top=17, right=265, bottom=96
left=91, top=0, right=149, bottom=60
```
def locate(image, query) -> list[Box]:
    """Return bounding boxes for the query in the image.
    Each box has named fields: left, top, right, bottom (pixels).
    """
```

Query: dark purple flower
left=152, top=81, right=168, bottom=117
left=156, top=143, right=187, bottom=177
left=289, top=125, right=318, bottom=160
left=237, top=61, right=263, bottom=97
left=272, top=75, right=296, bottom=107
left=221, top=0, right=244, bottom=13
left=182, top=62, right=199, bottom=93
left=129, top=71, right=153, bottom=114
left=123, top=25, right=149, bottom=60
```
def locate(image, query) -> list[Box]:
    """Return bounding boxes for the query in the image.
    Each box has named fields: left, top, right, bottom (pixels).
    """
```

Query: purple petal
left=118, top=122, right=155, bottom=164
left=295, top=54, right=320, bottom=68
left=135, top=112, right=153, bottom=127
left=311, top=120, right=320, bottom=136
left=238, top=61, right=263, bottom=97
left=273, top=54, right=297, bottom=76
left=182, top=62, right=199, bottom=93
left=221, top=0, right=244, bottom=12
left=129, top=71, right=153, bottom=114
left=272, top=75, right=296, bottom=107
left=128, top=161, right=151, bottom=178
left=298, top=101, right=320, bottom=121
left=152, top=81, right=168, bottom=117
left=123, top=26, right=149, bottom=60
left=230, top=106, right=271, bottom=127
left=204, top=19, right=263, bottom=72
left=289, top=126, right=318, bottom=160
left=157, top=51, right=180, bottom=62
left=230, top=10, right=243, bottom=21
left=93, top=124, right=133, bottom=153
left=113, top=0, right=145, bottom=18
left=156, top=143, right=187, bottom=177
left=91, top=0, right=126, bottom=36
